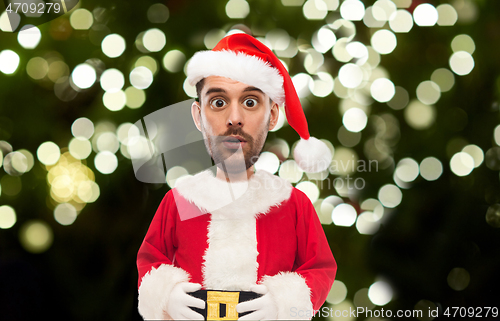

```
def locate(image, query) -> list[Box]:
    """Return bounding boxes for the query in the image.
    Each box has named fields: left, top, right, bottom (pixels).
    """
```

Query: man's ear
left=268, top=101, right=280, bottom=131
left=191, top=101, right=202, bottom=131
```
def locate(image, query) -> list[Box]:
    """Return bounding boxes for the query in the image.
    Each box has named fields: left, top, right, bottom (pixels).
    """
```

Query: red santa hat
left=187, top=32, right=332, bottom=173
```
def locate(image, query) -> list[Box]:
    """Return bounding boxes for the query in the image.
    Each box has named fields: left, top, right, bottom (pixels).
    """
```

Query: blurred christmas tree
left=1, top=0, right=500, bottom=320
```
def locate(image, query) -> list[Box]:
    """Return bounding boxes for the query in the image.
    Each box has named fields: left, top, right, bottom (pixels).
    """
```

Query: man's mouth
left=222, top=135, right=247, bottom=149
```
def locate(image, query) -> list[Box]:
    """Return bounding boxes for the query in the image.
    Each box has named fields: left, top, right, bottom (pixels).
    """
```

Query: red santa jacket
left=137, top=170, right=337, bottom=319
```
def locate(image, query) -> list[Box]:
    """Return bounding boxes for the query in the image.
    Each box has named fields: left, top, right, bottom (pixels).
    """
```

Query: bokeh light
left=437, top=4, right=458, bottom=26
left=371, top=78, right=395, bottom=103
left=54, top=203, right=78, bottom=226
left=404, top=100, right=436, bottom=130
left=416, top=81, right=441, bottom=105
left=447, top=267, right=470, bottom=291
left=100, top=68, right=125, bottom=93
left=147, top=3, right=169, bottom=23
left=303, top=0, right=328, bottom=20
left=72, top=117, right=95, bottom=139
left=368, top=280, right=393, bottom=306
left=37, top=141, right=61, bottom=166
left=71, top=63, right=97, bottom=89
left=378, top=184, right=402, bottom=208
left=18, top=25, right=42, bottom=49
left=371, top=29, right=397, bottom=55
left=279, top=160, right=303, bottom=183
left=143, top=28, right=166, bottom=52
left=326, top=280, right=348, bottom=304
left=94, top=151, right=118, bottom=174
left=451, top=34, right=475, bottom=54
left=395, top=158, right=419, bottom=183
left=449, top=51, right=474, bottom=76
left=254, top=151, right=280, bottom=174
left=340, top=0, right=365, bottom=21
left=163, top=50, right=186, bottom=73
left=130, top=66, right=153, bottom=89
left=19, top=220, right=53, bottom=253
left=389, top=9, right=413, bottom=33
left=102, top=34, right=126, bottom=58
left=0, top=205, right=16, bottom=229
left=0, top=50, right=20, bottom=75
left=70, top=8, right=94, bottom=30
left=296, top=181, right=320, bottom=203
left=226, top=0, right=250, bottom=19
left=342, top=107, right=367, bottom=133
left=431, top=68, right=455, bottom=92
left=413, top=3, right=438, bottom=26
left=103, top=90, right=127, bottom=111
left=331, top=203, right=357, bottom=227
left=420, top=157, right=443, bottom=181
left=450, top=152, right=474, bottom=176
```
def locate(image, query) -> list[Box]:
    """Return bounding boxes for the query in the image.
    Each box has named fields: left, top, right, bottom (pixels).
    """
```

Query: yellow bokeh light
left=135, top=56, right=158, bottom=75
left=94, top=151, right=118, bottom=174
left=332, top=203, right=357, bottom=227
left=378, top=184, right=402, bottom=208
left=26, top=57, right=49, bottom=80
left=450, top=152, right=474, bottom=177
left=37, top=141, right=61, bottom=166
left=226, top=0, right=250, bottom=19
left=102, top=34, right=126, bottom=58
left=71, top=63, right=96, bottom=89
left=100, top=68, right=125, bottom=93
left=447, top=267, right=470, bottom=291
left=70, top=8, right=94, bottom=30
left=462, top=144, right=484, bottom=168
left=451, top=34, right=475, bottom=54
left=326, top=280, right=347, bottom=305
left=163, top=50, right=186, bottom=73
left=103, top=90, right=126, bottom=111
left=389, top=9, right=413, bottom=33
left=431, top=68, right=455, bottom=92
left=368, top=280, right=393, bottom=306
left=143, top=28, right=166, bottom=52
left=437, top=4, right=458, bottom=26
left=303, top=0, right=328, bottom=20
left=254, top=152, right=280, bottom=174
left=125, top=86, right=146, bottom=109
left=69, top=137, right=92, bottom=160
left=19, top=220, right=53, bottom=253
left=404, top=100, right=435, bottom=130
left=0, top=205, right=16, bottom=229
left=371, top=78, right=395, bottom=103
left=296, top=181, right=320, bottom=203
left=279, top=160, right=303, bottom=183
left=416, top=80, right=441, bottom=105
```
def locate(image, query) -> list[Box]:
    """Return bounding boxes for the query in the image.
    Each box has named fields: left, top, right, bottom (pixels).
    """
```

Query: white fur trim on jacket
left=187, top=50, right=285, bottom=105
left=260, top=272, right=314, bottom=320
left=138, top=264, right=190, bottom=320
left=175, top=170, right=293, bottom=291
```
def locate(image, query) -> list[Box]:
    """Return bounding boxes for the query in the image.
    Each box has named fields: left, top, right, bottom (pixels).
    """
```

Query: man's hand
left=165, top=282, right=205, bottom=320
left=236, top=284, right=278, bottom=320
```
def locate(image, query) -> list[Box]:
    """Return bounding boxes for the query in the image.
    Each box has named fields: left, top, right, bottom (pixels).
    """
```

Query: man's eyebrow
left=204, top=87, right=226, bottom=95
left=243, top=86, right=264, bottom=94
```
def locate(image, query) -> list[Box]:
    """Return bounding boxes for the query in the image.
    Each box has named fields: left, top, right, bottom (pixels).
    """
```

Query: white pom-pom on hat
left=294, top=137, right=332, bottom=173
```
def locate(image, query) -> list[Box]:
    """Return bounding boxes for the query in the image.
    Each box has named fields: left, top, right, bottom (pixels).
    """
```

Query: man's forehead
left=201, top=76, right=265, bottom=96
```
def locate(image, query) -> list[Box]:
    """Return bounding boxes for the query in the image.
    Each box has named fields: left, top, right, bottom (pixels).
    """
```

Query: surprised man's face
left=191, top=76, right=279, bottom=174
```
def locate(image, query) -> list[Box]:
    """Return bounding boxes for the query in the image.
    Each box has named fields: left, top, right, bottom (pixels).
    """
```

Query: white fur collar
left=175, top=169, right=292, bottom=219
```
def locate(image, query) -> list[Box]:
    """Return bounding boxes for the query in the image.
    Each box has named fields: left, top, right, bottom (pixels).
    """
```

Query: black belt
left=188, top=290, right=262, bottom=320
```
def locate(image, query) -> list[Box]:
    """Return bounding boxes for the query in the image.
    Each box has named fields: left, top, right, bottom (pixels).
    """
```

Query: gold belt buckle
left=206, top=291, right=240, bottom=320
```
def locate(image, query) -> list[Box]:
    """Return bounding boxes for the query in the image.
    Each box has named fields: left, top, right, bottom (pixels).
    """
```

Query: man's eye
left=210, top=99, right=227, bottom=108
left=244, top=99, right=257, bottom=107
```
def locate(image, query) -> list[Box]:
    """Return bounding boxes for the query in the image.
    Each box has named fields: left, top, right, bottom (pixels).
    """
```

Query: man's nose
left=226, top=102, right=243, bottom=127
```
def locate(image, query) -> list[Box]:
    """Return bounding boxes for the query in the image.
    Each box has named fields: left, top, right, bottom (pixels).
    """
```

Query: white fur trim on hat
left=260, top=271, right=314, bottom=320
left=187, top=50, right=285, bottom=105
left=294, top=137, right=333, bottom=173
left=138, top=264, right=190, bottom=320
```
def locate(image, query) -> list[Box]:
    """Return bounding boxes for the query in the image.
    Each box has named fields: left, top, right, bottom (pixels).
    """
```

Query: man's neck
left=215, top=166, right=255, bottom=182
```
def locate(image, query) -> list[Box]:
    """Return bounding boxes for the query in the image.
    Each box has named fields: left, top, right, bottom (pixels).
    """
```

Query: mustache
left=216, top=127, right=254, bottom=144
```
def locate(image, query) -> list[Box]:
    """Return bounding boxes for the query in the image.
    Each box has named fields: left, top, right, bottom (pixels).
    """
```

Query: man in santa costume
left=136, top=32, right=337, bottom=320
